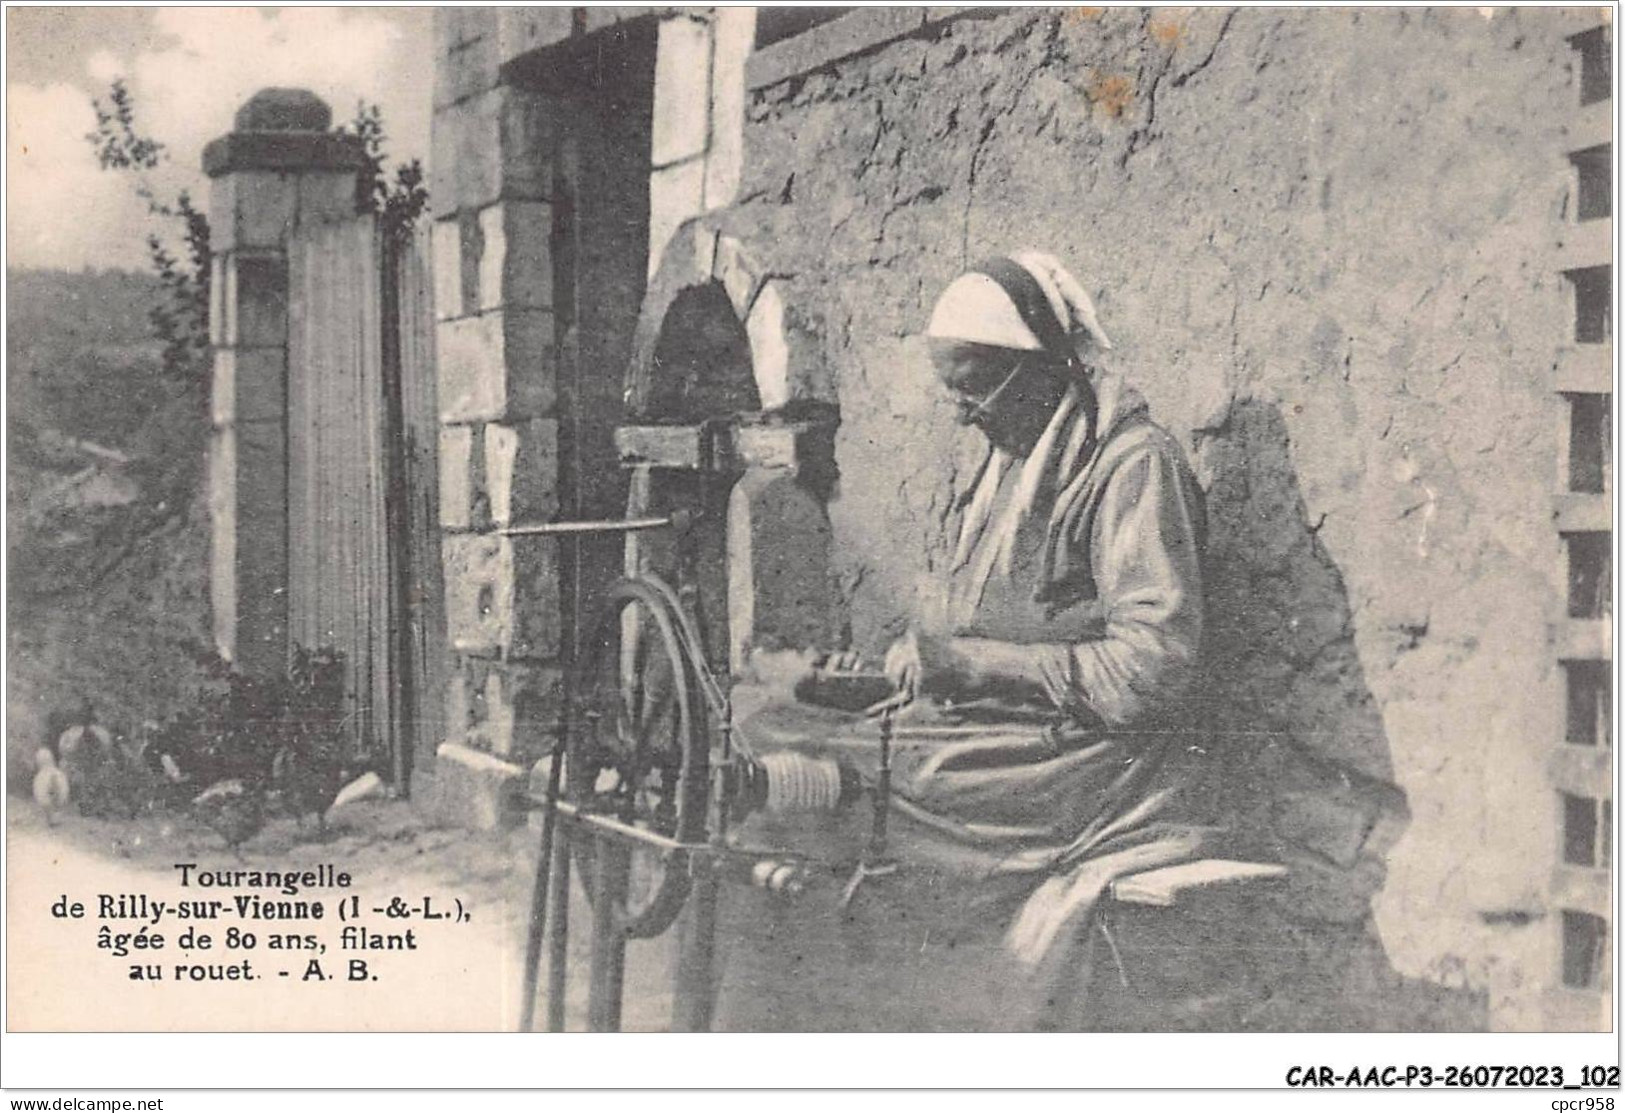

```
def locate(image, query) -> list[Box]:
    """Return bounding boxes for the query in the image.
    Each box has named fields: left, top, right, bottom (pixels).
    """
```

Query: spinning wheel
left=569, top=576, right=710, bottom=939
left=517, top=422, right=860, bottom=1032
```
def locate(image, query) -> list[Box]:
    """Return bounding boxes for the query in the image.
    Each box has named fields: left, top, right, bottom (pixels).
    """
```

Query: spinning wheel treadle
left=569, top=576, right=710, bottom=939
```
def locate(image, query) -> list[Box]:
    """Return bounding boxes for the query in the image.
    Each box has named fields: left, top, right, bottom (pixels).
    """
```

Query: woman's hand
left=870, top=628, right=975, bottom=713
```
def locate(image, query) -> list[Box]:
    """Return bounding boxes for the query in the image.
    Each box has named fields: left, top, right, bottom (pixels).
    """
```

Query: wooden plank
left=365, top=217, right=390, bottom=764
left=615, top=424, right=708, bottom=469
left=586, top=837, right=630, bottom=1031
left=299, top=228, right=318, bottom=653
left=614, top=421, right=837, bottom=472
left=358, top=219, right=380, bottom=760
left=363, top=221, right=379, bottom=757
left=286, top=216, right=391, bottom=761
left=732, top=423, right=818, bottom=470
left=623, top=464, right=655, bottom=578
left=324, top=224, right=343, bottom=673
left=306, top=228, right=323, bottom=653
left=286, top=215, right=450, bottom=784
left=286, top=234, right=309, bottom=651
left=673, top=871, right=719, bottom=1031
left=399, top=225, right=447, bottom=787
left=371, top=219, right=399, bottom=772
left=400, top=230, right=420, bottom=774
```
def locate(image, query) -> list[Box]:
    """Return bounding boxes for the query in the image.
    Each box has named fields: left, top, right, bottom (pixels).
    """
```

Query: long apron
left=710, top=467, right=1223, bottom=1031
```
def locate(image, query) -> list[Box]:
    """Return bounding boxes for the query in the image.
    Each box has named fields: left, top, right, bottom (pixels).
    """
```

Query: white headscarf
left=926, top=250, right=1114, bottom=356
left=927, top=253, right=1118, bottom=599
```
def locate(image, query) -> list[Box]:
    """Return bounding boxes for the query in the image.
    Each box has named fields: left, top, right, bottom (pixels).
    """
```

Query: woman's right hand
left=881, top=630, right=924, bottom=702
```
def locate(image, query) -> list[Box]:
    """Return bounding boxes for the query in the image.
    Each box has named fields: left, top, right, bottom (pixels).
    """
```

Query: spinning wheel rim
left=569, top=575, right=709, bottom=939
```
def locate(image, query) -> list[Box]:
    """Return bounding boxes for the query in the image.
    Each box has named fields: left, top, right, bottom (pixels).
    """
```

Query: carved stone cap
left=204, top=88, right=367, bottom=178
left=235, top=87, right=332, bottom=131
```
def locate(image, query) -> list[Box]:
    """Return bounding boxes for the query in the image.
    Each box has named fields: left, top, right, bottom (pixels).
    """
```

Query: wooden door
left=286, top=215, right=443, bottom=788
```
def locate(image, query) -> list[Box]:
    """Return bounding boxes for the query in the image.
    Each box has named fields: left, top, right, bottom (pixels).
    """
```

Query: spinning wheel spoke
left=568, top=576, right=709, bottom=939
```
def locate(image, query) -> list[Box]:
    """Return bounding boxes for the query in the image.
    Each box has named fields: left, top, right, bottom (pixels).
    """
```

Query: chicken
left=142, top=699, right=234, bottom=811
left=191, top=779, right=266, bottom=856
left=57, top=700, right=118, bottom=816
left=32, top=748, right=71, bottom=824
left=272, top=745, right=387, bottom=837
left=328, top=770, right=387, bottom=816
left=268, top=646, right=364, bottom=837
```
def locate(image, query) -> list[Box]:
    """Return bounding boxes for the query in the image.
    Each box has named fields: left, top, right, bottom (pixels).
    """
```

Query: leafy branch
left=87, top=79, right=211, bottom=398
left=88, top=79, right=164, bottom=172
left=339, top=101, right=429, bottom=244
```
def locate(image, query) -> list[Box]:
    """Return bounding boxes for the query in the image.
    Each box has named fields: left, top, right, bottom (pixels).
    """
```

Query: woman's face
left=929, top=340, right=1068, bottom=457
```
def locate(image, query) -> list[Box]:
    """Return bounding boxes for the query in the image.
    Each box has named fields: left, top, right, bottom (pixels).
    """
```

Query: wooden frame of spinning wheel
left=517, top=418, right=852, bottom=1033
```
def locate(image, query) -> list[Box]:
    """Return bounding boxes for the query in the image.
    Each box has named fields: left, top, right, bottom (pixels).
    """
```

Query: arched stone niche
left=645, top=282, right=760, bottom=422
left=627, top=219, right=833, bottom=419
left=620, top=218, right=839, bottom=675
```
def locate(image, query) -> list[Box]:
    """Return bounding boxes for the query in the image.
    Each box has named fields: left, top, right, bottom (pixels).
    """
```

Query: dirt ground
left=4, top=791, right=680, bottom=1032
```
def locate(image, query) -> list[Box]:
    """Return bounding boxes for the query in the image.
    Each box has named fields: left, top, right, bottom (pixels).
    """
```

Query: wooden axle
left=521, top=792, right=821, bottom=894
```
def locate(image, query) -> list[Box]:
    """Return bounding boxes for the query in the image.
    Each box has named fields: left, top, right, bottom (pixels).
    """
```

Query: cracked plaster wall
left=712, top=6, right=1580, bottom=1027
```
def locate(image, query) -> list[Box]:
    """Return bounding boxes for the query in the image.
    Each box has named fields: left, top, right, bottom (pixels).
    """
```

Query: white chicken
left=32, top=748, right=71, bottom=824
left=57, top=702, right=117, bottom=816
left=327, top=770, right=386, bottom=817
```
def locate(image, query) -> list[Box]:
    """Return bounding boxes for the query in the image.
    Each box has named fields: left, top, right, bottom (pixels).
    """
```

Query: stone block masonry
left=428, top=9, right=634, bottom=826
left=1544, top=16, right=1613, bottom=1033
left=429, top=173, right=562, bottom=796
left=484, top=418, right=560, bottom=527
left=441, top=533, right=561, bottom=662
left=416, top=2, right=1608, bottom=1032
left=429, top=2, right=750, bottom=805
left=436, top=308, right=556, bottom=422
left=437, top=423, right=483, bottom=532
left=421, top=741, right=527, bottom=832
left=203, top=89, right=365, bottom=676
left=715, top=6, right=1584, bottom=1029
left=429, top=85, right=555, bottom=219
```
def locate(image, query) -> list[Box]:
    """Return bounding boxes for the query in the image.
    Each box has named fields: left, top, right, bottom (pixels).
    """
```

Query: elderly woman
left=887, top=252, right=1206, bottom=727
left=877, top=253, right=1220, bottom=1005
left=721, top=254, right=1225, bottom=1031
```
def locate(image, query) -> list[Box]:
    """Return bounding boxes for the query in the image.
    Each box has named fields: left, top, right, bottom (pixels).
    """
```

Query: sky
left=6, top=6, right=435, bottom=272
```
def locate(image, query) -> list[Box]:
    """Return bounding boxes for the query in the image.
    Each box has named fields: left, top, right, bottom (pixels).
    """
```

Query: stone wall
left=427, top=9, right=673, bottom=823
left=694, top=6, right=1595, bottom=1028
left=428, top=9, right=568, bottom=822
left=205, top=90, right=364, bottom=676
left=426, top=6, right=1608, bottom=1028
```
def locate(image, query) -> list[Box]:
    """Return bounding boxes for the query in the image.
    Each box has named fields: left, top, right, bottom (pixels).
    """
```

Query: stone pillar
left=628, top=222, right=842, bottom=680
left=203, top=88, right=364, bottom=673
left=726, top=432, right=839, bottom=676
left=429, top=11, right=565, bottom=827
left=647, top=8, right=757, bottom=277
